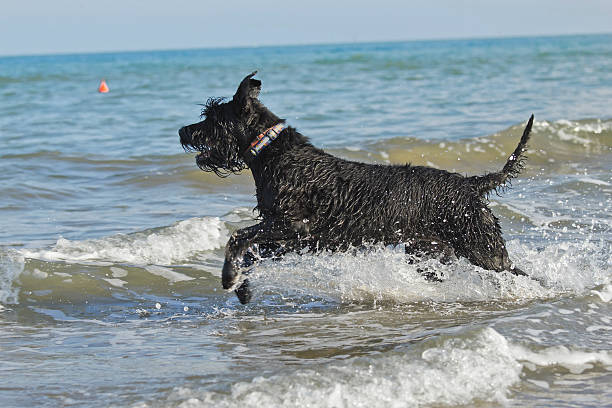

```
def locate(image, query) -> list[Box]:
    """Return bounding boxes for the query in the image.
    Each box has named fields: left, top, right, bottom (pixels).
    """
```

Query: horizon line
left=1, top=31, right=610, bottom=59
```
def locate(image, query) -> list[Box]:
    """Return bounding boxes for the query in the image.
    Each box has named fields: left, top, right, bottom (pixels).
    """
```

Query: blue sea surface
left=0, top=34, right=611, bottom=407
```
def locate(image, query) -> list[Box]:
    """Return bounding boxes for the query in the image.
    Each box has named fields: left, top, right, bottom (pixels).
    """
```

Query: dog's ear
left=233, top=71, right=261, bottom=110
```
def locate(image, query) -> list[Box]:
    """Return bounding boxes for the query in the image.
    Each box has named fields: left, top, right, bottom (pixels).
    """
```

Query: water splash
left=246, top=238, right=610, bottom=305
left=0, top=250, right=25, bottom=305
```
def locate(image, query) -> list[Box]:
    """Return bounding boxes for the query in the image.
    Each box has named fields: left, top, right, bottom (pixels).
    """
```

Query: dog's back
left=251, top=117, right=533, bottom=273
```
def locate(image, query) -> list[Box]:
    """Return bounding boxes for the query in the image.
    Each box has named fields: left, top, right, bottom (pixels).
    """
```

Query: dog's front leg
left=405, top=237, right=457, bottom=281
left=222, top=221, right=295, bottom=303
left=222, top=224, right=263, bottom=290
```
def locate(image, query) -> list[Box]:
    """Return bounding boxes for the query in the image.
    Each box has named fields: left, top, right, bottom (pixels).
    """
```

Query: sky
left=1, top=0, right=611, bottom=56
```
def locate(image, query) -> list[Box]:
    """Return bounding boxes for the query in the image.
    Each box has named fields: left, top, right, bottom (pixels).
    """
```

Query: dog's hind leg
left=498, top=249, right=528, bottom=277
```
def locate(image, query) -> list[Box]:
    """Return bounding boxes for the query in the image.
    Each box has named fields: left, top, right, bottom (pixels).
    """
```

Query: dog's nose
left=179, top=126, right=191, bottom=147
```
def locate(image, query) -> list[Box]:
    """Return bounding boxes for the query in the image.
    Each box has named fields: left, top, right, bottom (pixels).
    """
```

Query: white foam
left=222, top=207, right=256, bottom=223
left=147, top=325, right=612, bottom=408
left=527, top=379, right=550, bottom=389
left=30, top=268, right=49, bottom=279
left=251, top=250, right=543, bottom=303
left=144, top=265, right=194, bottom=283
left=0, top=250, right=25, bottom=305
left=510, top=343, right=612, bottom=375
left=533, top=119, right=612, bottom=146
left=578, top=177, right=611, bottom=187
left=507, top=240, right=611, bottom=294
left=102, top=278, right=127, bottom=288
left=246, top=238, right=610, bottom=304
left=166, top=328, right=522, bottom=408
left=591, top=284, right=612, bottom=303
left=21, top=217, right=228, bottom=266
left=110, top=267, right=128, bottom=278
left=553, top=118, right=612, bottom=134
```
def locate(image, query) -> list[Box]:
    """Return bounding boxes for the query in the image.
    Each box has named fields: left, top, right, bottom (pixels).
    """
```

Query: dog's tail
left=471, top=114, right=534, bottom=196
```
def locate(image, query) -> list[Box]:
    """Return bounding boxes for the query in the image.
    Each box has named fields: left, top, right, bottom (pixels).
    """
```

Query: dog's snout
left=179, top=126, right=192, bottom=147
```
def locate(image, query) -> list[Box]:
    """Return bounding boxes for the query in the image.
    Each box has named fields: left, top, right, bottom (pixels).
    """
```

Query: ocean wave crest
left=143, top=325, right=612, bottom=408
left=334, top=118, right=612, bottom=176
left=158, top=329, right=519, bottom=407
left=21, top=217, right=228, bottom=266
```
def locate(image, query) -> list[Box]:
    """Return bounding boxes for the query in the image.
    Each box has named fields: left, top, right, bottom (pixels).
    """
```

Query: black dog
left=179, top=72, right=534, bottom=304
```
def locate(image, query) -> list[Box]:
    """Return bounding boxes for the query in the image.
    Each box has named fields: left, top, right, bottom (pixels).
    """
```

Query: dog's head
left=179, top=72, right=274, bottom=176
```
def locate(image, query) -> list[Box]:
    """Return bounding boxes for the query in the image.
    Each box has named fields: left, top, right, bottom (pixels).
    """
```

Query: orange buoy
left=98, top=79, right=109, bottom=93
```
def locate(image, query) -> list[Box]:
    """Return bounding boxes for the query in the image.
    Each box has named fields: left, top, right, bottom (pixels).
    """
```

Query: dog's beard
left=194, top=137, right=247, bottom=177
left=185, top=99, right=249, bottom=177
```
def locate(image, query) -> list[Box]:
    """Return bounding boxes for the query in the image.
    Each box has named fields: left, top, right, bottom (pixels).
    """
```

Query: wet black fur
left=179, top=72, right=535, bottom=304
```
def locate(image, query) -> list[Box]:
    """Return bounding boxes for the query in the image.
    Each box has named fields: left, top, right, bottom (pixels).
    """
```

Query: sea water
left=1, top=34, right=611, bottom=407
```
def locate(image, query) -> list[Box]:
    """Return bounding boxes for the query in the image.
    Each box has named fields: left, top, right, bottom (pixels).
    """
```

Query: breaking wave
left=20, top=216, right=228, bottom=266
left=154, top=327, right=612, bottom=408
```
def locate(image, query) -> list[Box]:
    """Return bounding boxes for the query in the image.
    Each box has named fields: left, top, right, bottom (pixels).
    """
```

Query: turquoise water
left=1, top=34, right=611, bottom=407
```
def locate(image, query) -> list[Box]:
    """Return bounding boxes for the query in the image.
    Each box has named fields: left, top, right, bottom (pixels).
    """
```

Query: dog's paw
left=222, top=260, right=239, bottom=289
left=417, top=267, right=447, bottom=282
left=235, top=279, right=252, bottom=304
